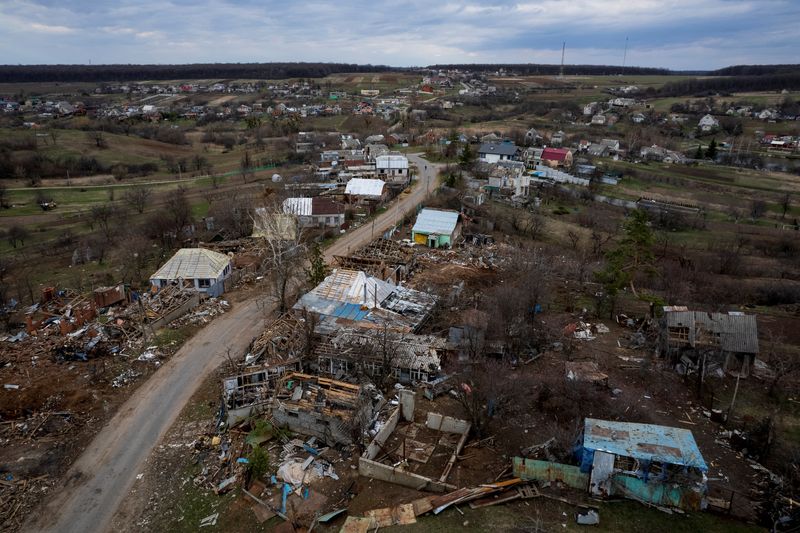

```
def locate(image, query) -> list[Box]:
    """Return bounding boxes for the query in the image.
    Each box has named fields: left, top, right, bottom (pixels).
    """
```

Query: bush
left=248, top=445, right=270, bottom=480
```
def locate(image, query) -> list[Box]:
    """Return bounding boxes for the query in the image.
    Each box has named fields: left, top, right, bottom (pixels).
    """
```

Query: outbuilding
left=411, top=208, right=461, bottom=248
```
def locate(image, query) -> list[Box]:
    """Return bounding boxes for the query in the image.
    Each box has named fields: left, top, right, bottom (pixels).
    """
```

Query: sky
left=0, top=0, right=798, bottom=70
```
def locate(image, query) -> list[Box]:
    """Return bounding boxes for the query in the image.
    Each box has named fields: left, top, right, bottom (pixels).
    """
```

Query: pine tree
left=706, top=138, right=718, bottom=160
left=594, top=209, right=655, bottom=316
left=694, top=145, right=704, bottom=159
left=305, top=243, right=328, bottom=287
left=459, top=142, right=475, bottom=170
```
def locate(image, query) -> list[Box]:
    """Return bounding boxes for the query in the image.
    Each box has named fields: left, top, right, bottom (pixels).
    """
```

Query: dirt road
left=26, top=155, right=442, bottom=533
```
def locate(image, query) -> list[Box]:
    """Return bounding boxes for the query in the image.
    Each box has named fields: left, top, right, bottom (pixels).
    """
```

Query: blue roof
left=331, top=302, right=370, bottom=321
left=583, top=419, right=707, bottom=471
left=412, top=208, right=460, bottom=236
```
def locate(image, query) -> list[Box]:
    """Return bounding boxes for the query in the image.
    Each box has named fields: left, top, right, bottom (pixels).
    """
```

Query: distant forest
left=0, top=62, right=398, bottom=83
left=659, top=72, right=800, bottom=97
left=709, top=64, right=800, bottom=76
left=427, top=64, right=671, bottom=76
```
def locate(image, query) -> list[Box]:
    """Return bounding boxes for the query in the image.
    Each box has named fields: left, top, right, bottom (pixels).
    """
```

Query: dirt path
left=24, top=155, right=442, bottom=533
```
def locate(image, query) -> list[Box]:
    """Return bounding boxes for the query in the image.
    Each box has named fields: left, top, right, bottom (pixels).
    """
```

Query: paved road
left=26, top=155, right=442, bottom=533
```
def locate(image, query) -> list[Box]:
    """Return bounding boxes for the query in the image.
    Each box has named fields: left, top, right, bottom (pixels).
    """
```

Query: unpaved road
left=26, top=155, right=441, bottom=533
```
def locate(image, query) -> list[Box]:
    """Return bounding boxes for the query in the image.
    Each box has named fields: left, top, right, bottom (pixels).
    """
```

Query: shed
left=579, top=418, right=708, bottom=510
left=150, top=248, right=232, bottom=296
left=411, top=208, right=461, bottom=248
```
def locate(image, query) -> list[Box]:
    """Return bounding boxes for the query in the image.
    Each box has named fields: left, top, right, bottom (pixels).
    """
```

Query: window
left=198, top=278, right=211, bottom=288
left=287, top=411, right=300, bottom=418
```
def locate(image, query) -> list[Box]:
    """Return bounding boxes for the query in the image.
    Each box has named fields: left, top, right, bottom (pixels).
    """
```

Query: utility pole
left=622, top=37, right=629, bottom=69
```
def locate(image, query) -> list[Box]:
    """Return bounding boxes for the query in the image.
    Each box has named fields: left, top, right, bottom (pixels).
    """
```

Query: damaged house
left=222, top=315, right=308, bottom=425
left=660, top=308, right=759, bottom=376
left=293, top=269, right=437, bottom=334
left=513, top=419, right=708, bottom=512
left=314, top=329, right=446, bottom=384
left=271, top=372, right=383, bottom=446
left=579, top=419, right=708, bottom=511
left=149, top=248, right=232, bottom=297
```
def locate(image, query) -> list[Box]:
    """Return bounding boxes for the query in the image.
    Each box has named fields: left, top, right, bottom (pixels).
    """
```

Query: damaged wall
left=512, top=457, right=590, bottom=490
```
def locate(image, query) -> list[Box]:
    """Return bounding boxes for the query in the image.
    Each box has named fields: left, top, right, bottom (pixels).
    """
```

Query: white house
left=150, top=248, right=232, bottom=297
left=283, top=197, right=345, bottom=228
left=698, top=114, right=719, bottom=132
left=478, top=141, right=518, bottom=163
left=375, top=155, right=409, bottom=182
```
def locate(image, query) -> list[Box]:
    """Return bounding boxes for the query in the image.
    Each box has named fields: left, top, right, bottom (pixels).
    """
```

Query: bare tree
left=89, top=130, right=107, bottom=149
left=240, top=150, right=254, bottom=183
left=780, top=193, right=792, bottom=220
left=7, top=225, right=28, bottom=248
left=252, top=200, right=307, bottom=314
left=89, top=203, right=115, bottom=241
left=750, top=199, right=768, bottom=220
left=454, top=356, right=525, bottom=437
left=123, top=186, right=152, bottom=214
left=0, top=182, right=8, bottom=208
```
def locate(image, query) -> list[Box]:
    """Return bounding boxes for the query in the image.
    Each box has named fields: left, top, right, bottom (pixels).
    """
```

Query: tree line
left=659, top=71, right=800, bottom=97
left=427, top=63, right=670, bottom=76
left=0, top=62, right=398, bottom=83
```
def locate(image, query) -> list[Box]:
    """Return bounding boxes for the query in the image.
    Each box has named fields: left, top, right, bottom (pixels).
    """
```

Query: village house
left=698, top=114, right=720, bottom=132
left=660, top=308, right=759, bottom=376
left=282, top=197, right=345, bottom=229
left=541, top=147, right=574, bottom=168
left=412, top=208, right=462, bottom=248
left=149, top=248, right=232, bottom=297
left=591, top=114, right=606, bottom=126
left=478, top=141, right=518, bottom=163
left=524, top=128, right=541, bottom=146
left=375, top=154, right=409, bottom=182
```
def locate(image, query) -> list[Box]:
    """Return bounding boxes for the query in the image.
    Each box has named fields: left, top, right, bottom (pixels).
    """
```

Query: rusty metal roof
left=664, top=310, right=758, bottom=354
left=583, top=418, right=707, bottom=471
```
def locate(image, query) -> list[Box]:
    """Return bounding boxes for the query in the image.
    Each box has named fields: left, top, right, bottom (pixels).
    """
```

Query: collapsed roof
left=293, top=269, right=437, bottom=333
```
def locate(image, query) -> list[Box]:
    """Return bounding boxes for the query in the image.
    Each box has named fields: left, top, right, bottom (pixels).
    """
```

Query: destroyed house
left=222, top=316, right=307, bottom=424
left=271, top=372, right=383, bottom=446
left=150, top=248, right=232, bottom=297
left=333, top=238, right=415, bottom=284
left=661, top=309, right=758, bottom=376
left=293, top=269, right=437, bottom=333
left=580, top=419, right=708, bottom=510
left=314, top=330, right=446, bottom=384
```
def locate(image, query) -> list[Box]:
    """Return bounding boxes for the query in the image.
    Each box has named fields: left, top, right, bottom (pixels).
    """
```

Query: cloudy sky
left=0, top=0, right=798, bottom=70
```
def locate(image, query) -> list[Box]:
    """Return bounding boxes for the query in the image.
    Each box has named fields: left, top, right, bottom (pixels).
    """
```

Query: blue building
left=579, top=419, right=708, bottom=510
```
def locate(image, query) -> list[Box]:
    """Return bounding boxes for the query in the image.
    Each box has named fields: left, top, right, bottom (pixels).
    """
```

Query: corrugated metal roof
left=283, top=197, right=312, bottom=217
left=150, top=248, right=230, bottom=281
left=412, top=208, right=460, bottom=236
left=345, top=178, right=385, bottom=197
left=293, top=269, right=437, bottom=332
left=664, top=310, right=758, bottom=354
left=583, top=419, right=707, bottom=471
left=375, top=155, right=409, bottom=169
